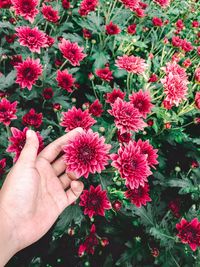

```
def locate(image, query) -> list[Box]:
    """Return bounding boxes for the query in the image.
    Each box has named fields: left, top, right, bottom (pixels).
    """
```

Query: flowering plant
left=0, top=0, right=200, bottom=266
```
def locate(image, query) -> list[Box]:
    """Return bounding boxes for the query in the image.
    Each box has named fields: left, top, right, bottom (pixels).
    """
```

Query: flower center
left=23, top=67, right=36, bottom=80
left=78, top=144, right=95, bottom=163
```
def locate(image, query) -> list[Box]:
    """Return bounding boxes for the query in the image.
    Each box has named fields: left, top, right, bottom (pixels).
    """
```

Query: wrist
left=0, top=207, right=19, bottom=266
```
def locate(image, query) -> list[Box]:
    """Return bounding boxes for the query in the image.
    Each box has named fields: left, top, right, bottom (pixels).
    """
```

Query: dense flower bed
left=0, top=0, right=200, bottom=266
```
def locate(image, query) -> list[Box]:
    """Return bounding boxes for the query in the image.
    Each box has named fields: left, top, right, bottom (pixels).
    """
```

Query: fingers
left=52, top=157, right=66, bottom=176
left=17, top=130, right=39, bottom=166
left=64, top=181, right=84, bottom=207
left=37, top=127, right=84, bottom=163
left=59, top=173, right=71, bottom=189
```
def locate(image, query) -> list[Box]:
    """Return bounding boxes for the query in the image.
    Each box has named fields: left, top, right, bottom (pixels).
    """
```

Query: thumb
left=65, top=180, right=84, bottom=208
left=18, top=130, right=39, bottom=166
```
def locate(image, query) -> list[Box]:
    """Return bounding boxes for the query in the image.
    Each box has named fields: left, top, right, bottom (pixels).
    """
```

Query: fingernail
left=26, top=129, right=35, bottom=138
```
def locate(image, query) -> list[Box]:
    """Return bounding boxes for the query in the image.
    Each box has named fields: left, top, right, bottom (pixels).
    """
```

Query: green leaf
left=0, top=70, right=16, bottom=90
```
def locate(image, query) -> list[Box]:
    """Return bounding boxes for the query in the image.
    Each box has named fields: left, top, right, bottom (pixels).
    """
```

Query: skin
left=0, top=127, right=84, bottom=266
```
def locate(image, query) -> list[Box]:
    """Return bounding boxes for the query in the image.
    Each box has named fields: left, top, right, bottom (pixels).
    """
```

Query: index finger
left=37, top=127, right=83, bottom=163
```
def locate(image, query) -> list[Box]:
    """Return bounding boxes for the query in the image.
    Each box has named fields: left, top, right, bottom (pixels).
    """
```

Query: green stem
left=6, top=126, right=11, bottom=138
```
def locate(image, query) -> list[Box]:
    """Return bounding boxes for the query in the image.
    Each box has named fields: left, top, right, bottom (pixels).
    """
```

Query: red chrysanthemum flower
left=115, top=55, right=147, bottom=74
left=108, top=98, right=146, bottom=134
left=83, top=28, right=92, bottom=39
left=125, top=183, right=151, bottom=207
left=60, top=106, right=96, bottom=132
left=5, top=34, right=16, bottom=43
left=168, top=198, right=181, bottom=218
left=0, top=158, right=6, bottom=179
left=161, top=62, right=189, bottom=106
left=176, top=218, right=200, bottom=251
left=129, top=90, right=153, bottom=118
left=42, top=87, right=54, bottom=100
left=16, top=26, right=48, bottom=53
left=78, top=224, right=98, bottom=256
left=195, top=92, right=200, bottom=109
left=11, top=0, right=39, bottom=23
left=63, top=129, right=111, bottom=178
left=0, top=0, right=11, bottom=8
left=127, top=24, right=137, bottom=34
left=105, top=21, right=121, bottom=35
left=95, top=67, right=113, bottom=82
left=22, top=108, right=43, bottom=128
left=153, top=0, right=170, bottom=8
left=46, top=35, right=55, bottom=47
left=80, top=185, right=111, bottom=218
left=89, top=99, right=103, bottom=117
left=62, top=0, right=70, bottom=9
left=0, top=98, right=17, bottom=126
left=117, top=131, right=132, bottom=143
left=56, top=70, right=75, bottom=92
left=152, top=17, right=163, bottom=27
left=135, top=139, right=158, bottom=168
left=10, top=55, right=23, bottom=67
left=111, top=141, right=152, bottom=189
left=105, top=88, right=125, bottom=104
left=41, top=4, right=60, bottom=23
left=78, top=0, right=98, bottom=16
left=58, top=39, right=86, bottom=66
left=7, top=127, right=44, bottom=162
left=171, top=36, right=182, bottom=47
left=148, top=73, right=158, bottom=82
left=120, top=0, right=140, bottom=10
left=181, top=39, right=193, bottom=53
left=195, top=68, right=200, bottom=83
left=15, top=57, right=42, bottom=90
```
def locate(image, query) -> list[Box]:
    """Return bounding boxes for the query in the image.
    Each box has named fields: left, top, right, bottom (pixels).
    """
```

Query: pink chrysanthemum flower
left=129, top=90, right=153, bottom=118
left=106, top=88, right=126, bottom=104
left=41, top=4, right=60, bottom=23
left=22, top=108, right=43, bottom=128
left=58, top=39, right=86, bottom=66
left=0, top=98, right=17, bottom=126
left=7, top=127, right=44, bottom=162
left=176, top=218, right=200, bottom=251
left=125, top=183, right=151, bottom=207
left=111, top=141, right=152, bottom=189
left=63, top=129, right=111, bottom=178
left=56, top=70, right=75, bottom=92
left=78, top=0, right=98, bottom=16
left=89, top=99, right=103, bottom=117
left=80, top=185, right=111, bottom=218
left=120, top=0, right=140, bottom=10
left=15, top=57, right=42, bottom=90
left=115, top=55, right=147, bottom=74
left=95, top=67, right=113, bottom=82
left=16, top=26, right=48, bottom=53
left=195, top=68, right=200, bottom=83
left=161, top=62, right=189, bottom=106
left=105, top=21, right=121, bottom=35
left=108, top=98, right=146, bottom=134
left=135, top=139, right=158, bottom=168
left=153, top=0, right=170, bottom=8
left=11, top=0, right=39, bottom=23
left=60, top=106, right=96, bottom=132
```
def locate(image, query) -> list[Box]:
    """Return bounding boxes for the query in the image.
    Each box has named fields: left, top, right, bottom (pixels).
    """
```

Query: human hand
left=0, top=128, right=84, bottom=266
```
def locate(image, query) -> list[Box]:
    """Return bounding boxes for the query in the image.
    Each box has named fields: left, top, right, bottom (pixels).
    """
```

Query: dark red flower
left=78, top=224, right=98, bottom=256
left=105, top=89, right=125, bottom=104
left=192, top=21, right=199, bottom=28
left=42, top=4, right=60, bottom=23
left=129, top=90, right=153, bottom=118
left=83, top=28, right=92, bottom=39
left=0, top=0, right=11, bottom=8
left=11, top=0, right=39, bottom=23
left=105, top=21, right=121, bottom=35
left=181, top=39, right=193, bottom=52
left=101, top=238, right=109, bottom=247
left=5, top=34, right=16, bottom=43
left=95, top=67, right=113, bottom=82
left=89, top=99, right=103, bottom=117
left=60, top=106, right=96, bottom=131
left=127, top=24, right=137, bottom=34
left=78, top=0, right=98, bottom=16
left=0, top=98, right=17, bottom=126
left=58, top=39, right=86, bottom=66
left=7, top=127, right=44, bottom=162
left=125, top=183, right=151, bottom=207
left=0, top=158, right=6, bottom=179
left=10, top=55, right=23, bottom=67
left=112, top=200, right=122, bottom=211
left=42, top=87, right=54, bottom=100
left=176, top=19, right=184, bottom=31
left=168, top=198, right=181, bottom=218
left=22, top=108, right=43, bottom=128
left=148, top=74, right=158, bottom=82
left=176, top=218, right=200, bottom=251
left=15, top=57, right=43, bottom=90
left=172, top=36, right=182, bottom=47
left=80, top=185, right=111, bottom=218
left=46, top=35, right=55, bottom=47
left=56, top=70, right=75, bottom=92
left=62, top=0, right=70, bottom=9
left=117, top=131, right=131, bottom=143
left=152, top=17, right=163, bottom=27
left=151, top=247, right=159, bottom=257
left=53, top=103, right=62, bottom=111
